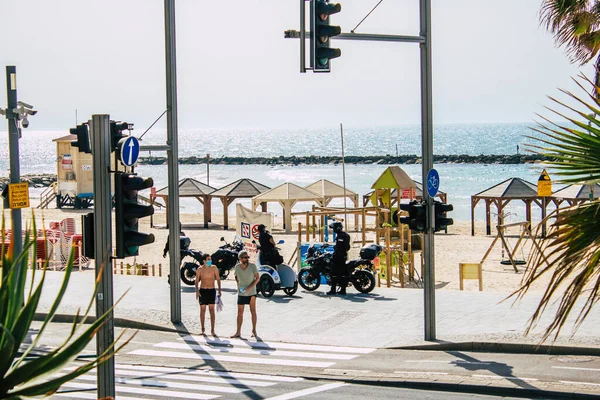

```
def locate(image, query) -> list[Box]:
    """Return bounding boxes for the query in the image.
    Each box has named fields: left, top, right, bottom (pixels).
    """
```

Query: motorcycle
left=298, top=243, right=380, bottom=294
left=211, top=236, right=245, bottom=280
left=167, top=235, right=205, bottom=286
left=253, top=240, right=298, bottom=298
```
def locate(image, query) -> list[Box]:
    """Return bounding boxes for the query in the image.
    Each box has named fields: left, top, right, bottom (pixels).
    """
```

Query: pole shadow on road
left=446, top=351, right=539, bottom=390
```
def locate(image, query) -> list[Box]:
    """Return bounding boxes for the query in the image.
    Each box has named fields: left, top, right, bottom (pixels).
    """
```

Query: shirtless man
left=195, top=254, right=221, bottom=336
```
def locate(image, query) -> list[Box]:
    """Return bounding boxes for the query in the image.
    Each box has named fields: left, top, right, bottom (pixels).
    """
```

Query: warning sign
left=537, top=169, right=552, bottom=197
left=9, top=182, right=30, bottom=209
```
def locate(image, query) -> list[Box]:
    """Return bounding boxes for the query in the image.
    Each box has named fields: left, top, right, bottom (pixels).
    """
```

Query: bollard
left=158, top=263, right=162, bottom=277
left=152, top=264, right=155, bottom=276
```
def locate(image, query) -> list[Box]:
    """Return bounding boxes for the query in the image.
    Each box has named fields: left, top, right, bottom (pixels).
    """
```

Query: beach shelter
left=549, top=183, right=600, bottom=207
left=251, top=183, right=322, bottom=233
left=470, top=177, right=542, bottom=236
left=155, top=178, right=216, bottom=228
left=210, top=178, right=271, bottom=230
left=306, top=179, right=360, bottom=228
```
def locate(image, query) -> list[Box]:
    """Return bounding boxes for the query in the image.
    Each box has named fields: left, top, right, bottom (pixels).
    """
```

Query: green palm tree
left=541, top=0, right=600, bottom=90
left=513, top=73, right=600, bottom=341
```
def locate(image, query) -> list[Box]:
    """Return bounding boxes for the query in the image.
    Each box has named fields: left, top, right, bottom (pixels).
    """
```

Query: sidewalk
left=36, top=270, right=600, bottom=350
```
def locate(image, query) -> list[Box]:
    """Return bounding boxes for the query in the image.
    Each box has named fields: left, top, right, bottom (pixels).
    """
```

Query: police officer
left=257, top=224, right=277, bottom=266
left=327, top=221, right=350, bottom=295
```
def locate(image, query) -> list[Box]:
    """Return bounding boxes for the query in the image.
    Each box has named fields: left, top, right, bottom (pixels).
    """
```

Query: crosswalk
left=129, top=334, right=375, bottom=369
left=54, top=337, right=373, bottom=399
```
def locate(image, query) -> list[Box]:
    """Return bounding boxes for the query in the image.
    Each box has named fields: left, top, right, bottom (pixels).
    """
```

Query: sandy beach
left=8, top=205, right=552, bottom=294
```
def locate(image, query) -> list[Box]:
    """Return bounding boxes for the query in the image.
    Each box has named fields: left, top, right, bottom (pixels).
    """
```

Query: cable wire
left=351, top=0, right=384, bottom=33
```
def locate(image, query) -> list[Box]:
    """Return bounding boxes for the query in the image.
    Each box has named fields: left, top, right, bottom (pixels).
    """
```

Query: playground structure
left=290, top=203, right=423, bottom=288
left=479, top=221, right=548, bottom=273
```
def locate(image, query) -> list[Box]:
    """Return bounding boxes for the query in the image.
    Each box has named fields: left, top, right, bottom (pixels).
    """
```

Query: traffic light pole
left=419, top=0, right=436, bottom=341
left=287, top=0, right=436, bottom=340
left=165, top=0, right=182, bottom=323
left=91, top=114, right=115, bottom=398
left=5, top=66, right=22, bottom=260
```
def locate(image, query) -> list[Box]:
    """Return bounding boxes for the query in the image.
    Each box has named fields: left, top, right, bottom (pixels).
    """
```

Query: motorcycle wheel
left=180, top=266, right=196, bottom=286
left=219, top=268, right=230, bottom=280
left=259, top=274, right=275, bottom=298
left=352, top=270, right=376, bottom=293
left=298, top=268, right=320, bottom=291
left=283, top=281, right=298, bottom=296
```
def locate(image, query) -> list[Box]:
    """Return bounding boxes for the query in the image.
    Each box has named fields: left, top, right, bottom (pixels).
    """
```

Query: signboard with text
left=9, top=182, right=30, bottom=209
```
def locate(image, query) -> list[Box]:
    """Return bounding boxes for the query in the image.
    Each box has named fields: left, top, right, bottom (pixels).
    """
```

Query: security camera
left=24, top=108, right=37, bottom=116
left=21, top=115, right=29, bottom=128
left=17, top=101, right=34, bottom=109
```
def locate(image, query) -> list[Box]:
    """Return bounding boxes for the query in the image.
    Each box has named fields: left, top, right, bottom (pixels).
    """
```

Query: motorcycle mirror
left=220, top=237, right=225, bottom=241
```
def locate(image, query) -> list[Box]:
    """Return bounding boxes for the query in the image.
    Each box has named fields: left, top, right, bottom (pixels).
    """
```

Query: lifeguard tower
left=50, top=134, right=94, bottom=209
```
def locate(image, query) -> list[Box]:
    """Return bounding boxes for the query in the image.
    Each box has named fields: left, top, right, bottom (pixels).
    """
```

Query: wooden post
left=297, top=222, right=302, bottom=244
left=152, top=263, right=156, bottom=276
left=305, top=212, right=310, bottom=242
left=120, top=261, right=124, bottom=275
left=158, top=263, right=162, bottom=277
left=385, top=226, right=392, bottom=288
left=361, top=208, right=366, bottom=246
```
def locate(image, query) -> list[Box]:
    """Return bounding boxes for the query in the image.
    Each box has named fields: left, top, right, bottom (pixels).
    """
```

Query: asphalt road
left=23, top=322, right=600, bottom=399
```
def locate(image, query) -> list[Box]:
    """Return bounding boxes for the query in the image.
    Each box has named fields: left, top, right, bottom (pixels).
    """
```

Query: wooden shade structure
left=251, top=183, right=322, bottom=233
left=210, top=178, right=271, bottom=230
left=471, top=177, right=542, bottom=236
left=549, top=183, right=600, bottom=206
left=155, top=178, right=216, bottom=228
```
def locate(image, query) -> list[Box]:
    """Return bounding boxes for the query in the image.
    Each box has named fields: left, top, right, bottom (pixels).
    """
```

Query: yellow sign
left=537, top=169, right=552, bottom=197
left=8, top=182, right=30, bottom=209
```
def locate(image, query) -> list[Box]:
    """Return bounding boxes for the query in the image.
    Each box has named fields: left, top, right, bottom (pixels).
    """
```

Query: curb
left=297, top=374, right=600, bottom=399
left=393, top=341, right=600, bottom=356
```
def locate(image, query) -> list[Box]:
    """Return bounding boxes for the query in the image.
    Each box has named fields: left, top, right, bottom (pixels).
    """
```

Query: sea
left=0, top=122, right=555, bottom=223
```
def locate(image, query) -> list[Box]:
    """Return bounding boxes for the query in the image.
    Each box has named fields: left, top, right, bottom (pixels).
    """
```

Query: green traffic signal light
left=114, top=172, right=155, bottom=258
left=311, top=0, right=342, bottom=72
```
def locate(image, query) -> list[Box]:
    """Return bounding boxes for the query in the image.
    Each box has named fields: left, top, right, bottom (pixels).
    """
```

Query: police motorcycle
left=253, top=239, right=298, bottom=298
left=211, top=236, right=245, bottom=280
left=298, top=243, right=380, bottom=294
left=167, top=235, right=205, bottom=286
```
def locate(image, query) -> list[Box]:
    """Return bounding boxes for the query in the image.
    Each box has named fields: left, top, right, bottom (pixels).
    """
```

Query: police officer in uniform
left=327, top=221, right=350, bottom=295
left=257, top=224, right=278, bottom=266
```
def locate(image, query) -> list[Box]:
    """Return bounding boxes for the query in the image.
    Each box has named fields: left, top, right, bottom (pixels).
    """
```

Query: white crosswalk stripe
left=55, top=362, right=302, bottom=399
left=128, top=336, right=374, bottom=369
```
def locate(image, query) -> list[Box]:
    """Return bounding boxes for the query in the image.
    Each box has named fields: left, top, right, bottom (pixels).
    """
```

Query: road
left=23, top=322, right=600, bottom=399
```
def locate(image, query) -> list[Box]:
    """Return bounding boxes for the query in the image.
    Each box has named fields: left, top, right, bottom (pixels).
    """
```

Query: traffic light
left=399, top=200, right=427, bottom=232
left=82, top=212, right=95, bottom=259
left=114, top=172, right=155, bottom=258
left=434, top=201, right=454, bottom=232
left=110, top=121, right=131, bottom=153
left=311, top=0, right=342, bottom=72
left=70, top=124, right=91, bottom=154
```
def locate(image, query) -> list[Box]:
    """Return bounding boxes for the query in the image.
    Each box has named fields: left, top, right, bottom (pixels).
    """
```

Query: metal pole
left=420, top=0, right=436, bottom=341
left=300, top=0, right=306, bottom=72
left=165, top=0, right=181, bottom=323
left=91, top=115, right=115, bottom=398
left=207, top=153, right=210, bottom=186
left=340, top=123, right=348, bottom=230
left=5, top=66, right=22, bottom=259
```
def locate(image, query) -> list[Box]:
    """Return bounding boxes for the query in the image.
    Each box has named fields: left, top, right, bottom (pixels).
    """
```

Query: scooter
left=253, top=240, right=298, bottom=298
left=211, top=236, right=245, bottom=280
left=167, top=235, right=204, bottom=286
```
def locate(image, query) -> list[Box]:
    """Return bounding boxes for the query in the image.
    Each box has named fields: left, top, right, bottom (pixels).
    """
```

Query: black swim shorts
left=237, top=295, right=256, bottom=305
left=198, top=288, right=216, bottom=305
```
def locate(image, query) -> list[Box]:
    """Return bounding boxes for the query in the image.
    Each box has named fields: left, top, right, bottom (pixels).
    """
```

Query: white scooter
left=253, top=240, right=298, bottom=298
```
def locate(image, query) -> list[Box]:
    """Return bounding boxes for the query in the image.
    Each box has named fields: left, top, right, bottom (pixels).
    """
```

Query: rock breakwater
left=139, top=154, right=553, bottom=166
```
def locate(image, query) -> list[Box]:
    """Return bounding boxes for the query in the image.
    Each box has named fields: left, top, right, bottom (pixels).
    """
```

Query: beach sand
left=8, top=205, right=553, bottom=294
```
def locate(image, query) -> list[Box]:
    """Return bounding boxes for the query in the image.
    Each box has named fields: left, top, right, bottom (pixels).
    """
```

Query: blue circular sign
left=426, top=168, right=439, bottom=198
left=120, top=136, right=140, bottom=167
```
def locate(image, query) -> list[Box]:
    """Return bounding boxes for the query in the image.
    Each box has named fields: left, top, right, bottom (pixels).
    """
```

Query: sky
left=0, top=0, right=595, bottom=131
